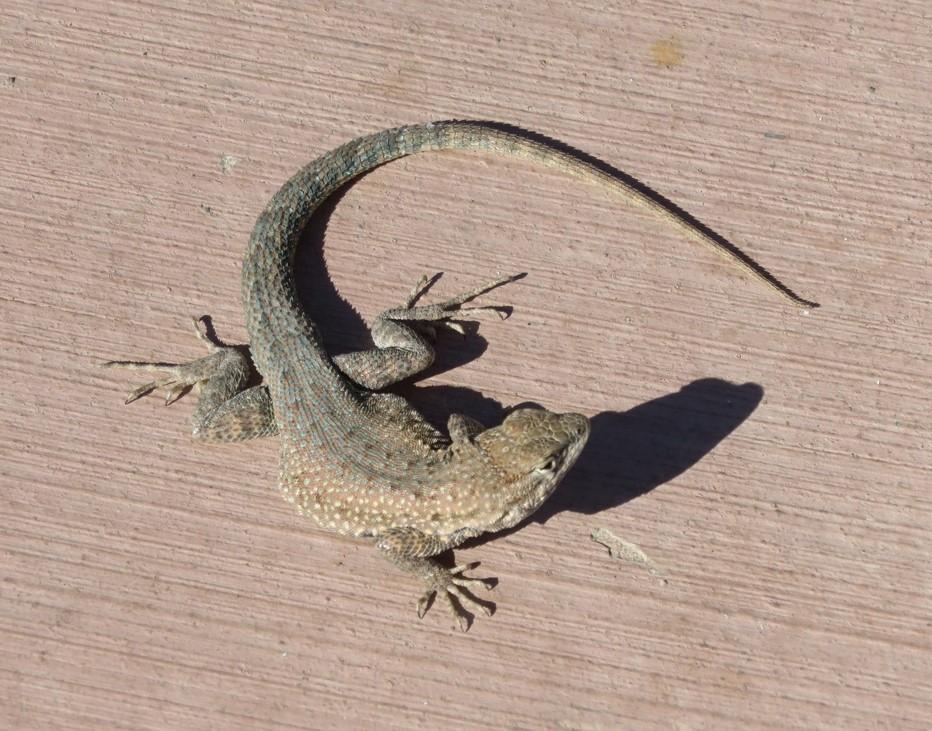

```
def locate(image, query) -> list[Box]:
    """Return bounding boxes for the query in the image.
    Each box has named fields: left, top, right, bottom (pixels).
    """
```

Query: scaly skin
left=106, top=121, right=814, bottom=629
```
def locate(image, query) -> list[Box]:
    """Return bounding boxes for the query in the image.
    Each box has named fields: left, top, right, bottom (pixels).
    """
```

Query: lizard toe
left=415, top=562, right=496, bottom=631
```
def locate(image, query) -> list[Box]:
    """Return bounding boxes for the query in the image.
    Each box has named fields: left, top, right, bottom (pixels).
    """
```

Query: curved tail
left=243, top=121, right=817, bottom=374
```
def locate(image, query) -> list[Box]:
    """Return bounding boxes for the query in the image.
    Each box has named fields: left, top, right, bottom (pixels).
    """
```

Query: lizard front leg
left=376, top=527, right=495, bottom=631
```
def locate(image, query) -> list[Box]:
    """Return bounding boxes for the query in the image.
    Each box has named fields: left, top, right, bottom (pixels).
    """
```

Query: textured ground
left=1, top=1, right=929, bottom=729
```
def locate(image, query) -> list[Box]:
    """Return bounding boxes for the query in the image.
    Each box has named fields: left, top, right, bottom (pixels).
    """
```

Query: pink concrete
left=1, top=1, right=929, bottom=728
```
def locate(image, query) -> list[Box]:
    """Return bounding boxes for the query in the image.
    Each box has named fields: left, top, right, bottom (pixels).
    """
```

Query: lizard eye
left=537, top=455, right=561, bottom=474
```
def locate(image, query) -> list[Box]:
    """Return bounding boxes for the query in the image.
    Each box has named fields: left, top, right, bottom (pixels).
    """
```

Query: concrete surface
left=2, top=1, right=929, bottom=728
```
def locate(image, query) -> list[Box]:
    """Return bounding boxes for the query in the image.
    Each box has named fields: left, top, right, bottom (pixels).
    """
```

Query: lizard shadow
left=388, top=376, right=761, bottom=620
left=458, top=377, right=764, bottom=548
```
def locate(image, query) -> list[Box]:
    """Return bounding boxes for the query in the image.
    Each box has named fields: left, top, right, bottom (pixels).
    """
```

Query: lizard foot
left=417, top=561, right=497, bottom=632
left=388, top=271, right=527, bottom=332
left=102, top=317, right=244, bottom=405
left=336, top=272, right=525, bottom=391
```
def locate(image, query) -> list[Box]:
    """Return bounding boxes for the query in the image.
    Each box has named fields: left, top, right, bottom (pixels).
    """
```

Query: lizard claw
left=437, top=273, right=526, bottom=308
left=416, top=561, right=496, bottom=631
left=433, top=273, right=524, bottom=321
left=102, top=362, right=199, bottom=405
left=386, top=272, right=525, bottom=326
left=102, top=317, right=236, bottom=405
left=404, top=272, right=443, bottom=308
left=445, top=304, right=512, bottom=321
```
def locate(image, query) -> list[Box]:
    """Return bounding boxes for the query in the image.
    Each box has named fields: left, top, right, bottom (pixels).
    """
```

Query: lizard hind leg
left=103, top=317, right=277, bottom=442
left=393, top=270, right=526, bottom=324
left=332, top=272, right=525, bottom=390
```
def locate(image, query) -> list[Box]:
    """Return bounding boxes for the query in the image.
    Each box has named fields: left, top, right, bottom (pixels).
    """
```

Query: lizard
left=104, top=121, right=816, bottom=630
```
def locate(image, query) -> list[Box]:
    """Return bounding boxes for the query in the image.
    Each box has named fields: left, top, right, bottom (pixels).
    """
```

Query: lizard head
left=474, top=408, right=590, bottom=530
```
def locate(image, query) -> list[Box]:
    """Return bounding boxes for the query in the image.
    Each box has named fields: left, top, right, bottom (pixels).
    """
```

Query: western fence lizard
left=105, top=121, right=814, bottom=629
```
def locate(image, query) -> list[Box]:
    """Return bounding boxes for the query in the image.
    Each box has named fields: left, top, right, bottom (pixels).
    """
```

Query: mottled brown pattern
left=106, top=120, right=812, bottom=629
